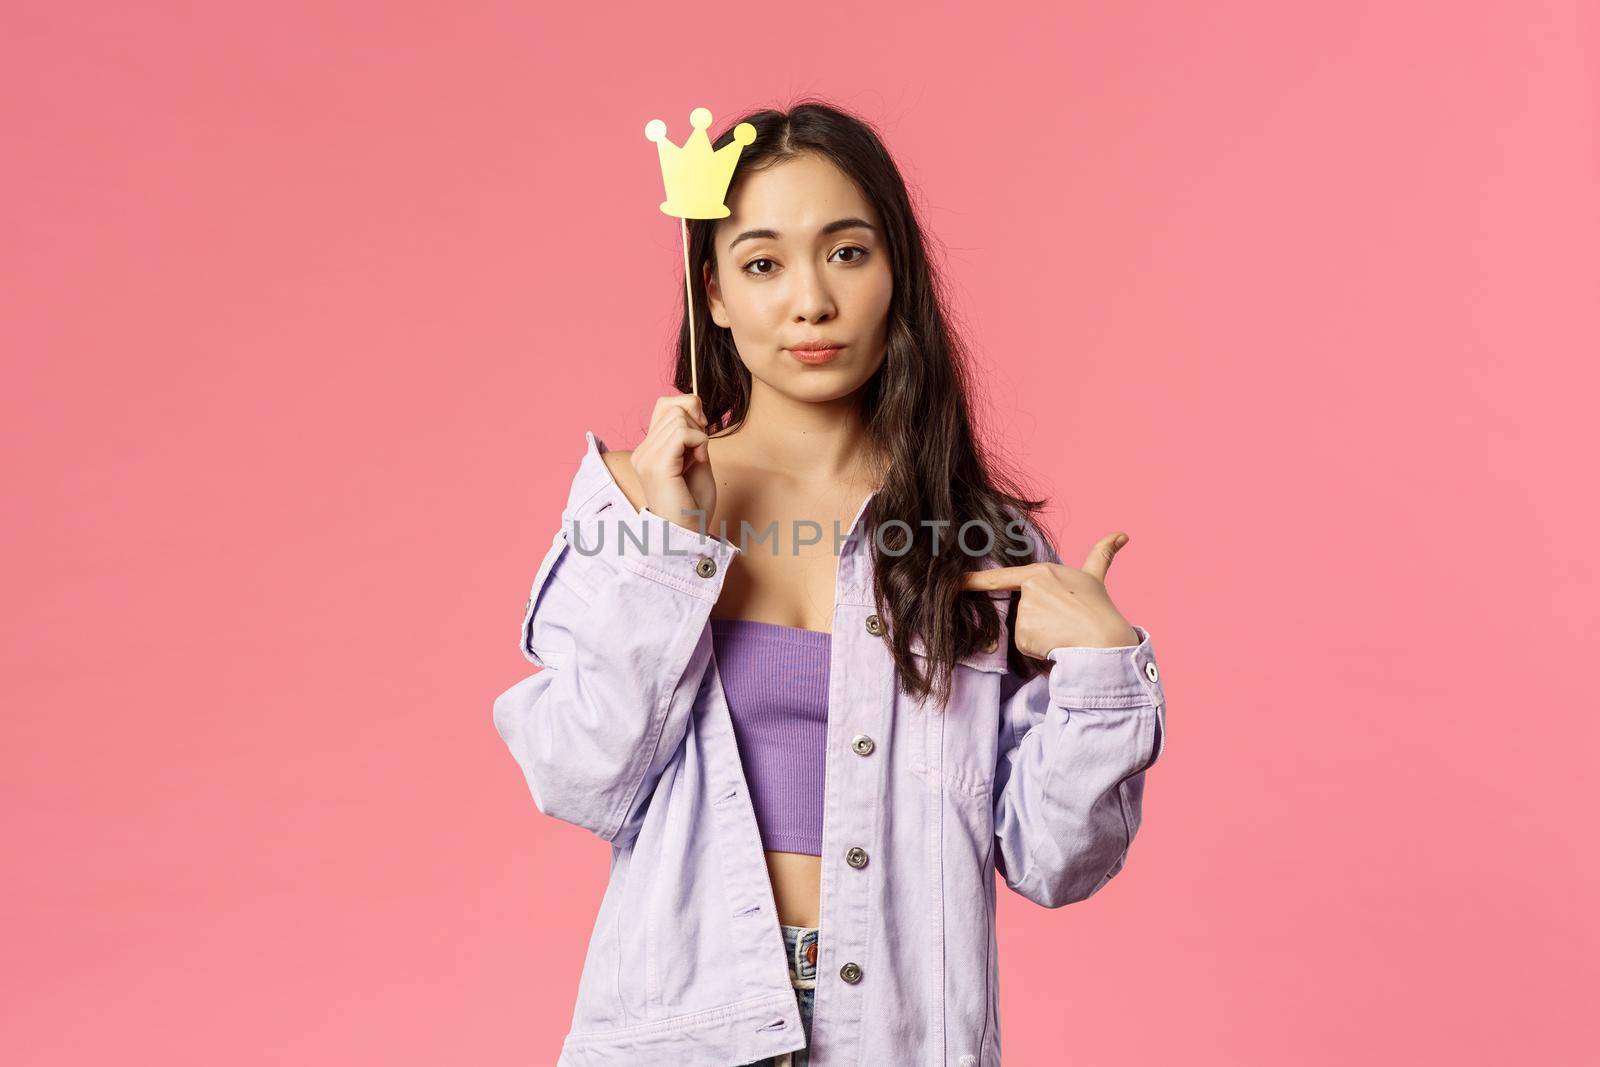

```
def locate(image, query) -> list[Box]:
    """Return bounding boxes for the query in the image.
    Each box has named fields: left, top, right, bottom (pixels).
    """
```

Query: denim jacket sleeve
left=990, top=539, right=1167, bottom=908
left=492, top=500, right=742, bottom=847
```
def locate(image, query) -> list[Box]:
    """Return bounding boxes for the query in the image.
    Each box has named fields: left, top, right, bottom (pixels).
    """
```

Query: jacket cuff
left=1045, top=624, right=1163, bottom=709
left=569, top=506, right=741, bottom=601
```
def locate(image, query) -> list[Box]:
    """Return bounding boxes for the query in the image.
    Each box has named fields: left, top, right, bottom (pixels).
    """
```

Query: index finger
left=959, top=564, right=1043, bottom=592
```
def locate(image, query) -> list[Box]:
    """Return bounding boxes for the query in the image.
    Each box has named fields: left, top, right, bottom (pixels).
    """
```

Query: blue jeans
left=740, top=924, right=818, bottom=1066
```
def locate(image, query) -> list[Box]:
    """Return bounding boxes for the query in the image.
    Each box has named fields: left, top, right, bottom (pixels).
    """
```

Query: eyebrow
left=727, top=217, right=878, bottom=251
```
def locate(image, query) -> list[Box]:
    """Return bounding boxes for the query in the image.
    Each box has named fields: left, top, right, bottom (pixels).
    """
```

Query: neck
left=721, top=380, right=885, bottom=486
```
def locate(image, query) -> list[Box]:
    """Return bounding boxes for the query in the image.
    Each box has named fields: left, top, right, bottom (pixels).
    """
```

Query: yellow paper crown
left=644, top=107, right=757, bottom=219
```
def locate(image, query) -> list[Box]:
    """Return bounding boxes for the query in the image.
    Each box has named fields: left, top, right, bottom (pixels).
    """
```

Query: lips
left=784, top=348, right=844, bottom=369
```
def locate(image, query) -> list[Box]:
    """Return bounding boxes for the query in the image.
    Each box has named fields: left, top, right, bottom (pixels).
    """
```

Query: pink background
left=4, top=2, right=1596, bottom=1063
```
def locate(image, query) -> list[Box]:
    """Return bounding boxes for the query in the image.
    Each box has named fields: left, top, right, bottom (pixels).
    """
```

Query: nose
left=789, top=261, right=837, bottom=325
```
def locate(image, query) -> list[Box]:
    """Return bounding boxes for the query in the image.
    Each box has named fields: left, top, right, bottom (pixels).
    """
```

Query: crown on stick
left=644, top=107, right=757, bottom=220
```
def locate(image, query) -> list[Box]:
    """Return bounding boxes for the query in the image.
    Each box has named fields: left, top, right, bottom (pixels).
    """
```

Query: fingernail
left=1116, top=534, right=1128, bottom=547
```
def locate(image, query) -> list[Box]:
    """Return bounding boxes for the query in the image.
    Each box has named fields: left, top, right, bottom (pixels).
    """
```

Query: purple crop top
left=708, top=617, right=831, bottom=857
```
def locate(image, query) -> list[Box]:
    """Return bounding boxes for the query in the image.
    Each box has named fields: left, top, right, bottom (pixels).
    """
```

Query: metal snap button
left=850, top=734, right=874, bottom=756
left=864, top=614, right=883, bottom=636
left=1144, top=661, right=1159, bottom=683
left=839, top=961, right=862, bottom=983
left=694, top=556, right=717, bottom=579
left=846, top=846, right=868, bottom=869
left=982, top=638, right=998, bottom=653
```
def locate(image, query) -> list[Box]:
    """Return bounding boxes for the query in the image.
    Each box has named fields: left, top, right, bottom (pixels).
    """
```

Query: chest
left=708, top=487, right=872, bottom=632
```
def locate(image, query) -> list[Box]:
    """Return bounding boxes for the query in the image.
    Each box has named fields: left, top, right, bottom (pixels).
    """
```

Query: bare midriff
left=765, top=850, right=822, bottom=927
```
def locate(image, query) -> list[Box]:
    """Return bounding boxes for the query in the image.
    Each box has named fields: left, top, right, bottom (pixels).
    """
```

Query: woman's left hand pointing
left=960, top=532, right=1140, bottom=656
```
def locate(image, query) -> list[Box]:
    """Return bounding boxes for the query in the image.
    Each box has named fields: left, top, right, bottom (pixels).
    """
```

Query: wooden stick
left=681, top=215, right=697, bottom=398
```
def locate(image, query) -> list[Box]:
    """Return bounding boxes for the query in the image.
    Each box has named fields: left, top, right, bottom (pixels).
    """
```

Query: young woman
left=493, top=101, right=1167, bottom=1067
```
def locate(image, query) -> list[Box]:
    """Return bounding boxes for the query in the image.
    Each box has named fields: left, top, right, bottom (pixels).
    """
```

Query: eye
left=832, top=245, right=868, bottom=264
left=741, top=257, right=777, bottom=277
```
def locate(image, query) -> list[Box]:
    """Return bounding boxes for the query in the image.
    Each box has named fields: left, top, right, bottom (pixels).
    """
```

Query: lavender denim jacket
left=492, top=430, right=1167, bottom=1066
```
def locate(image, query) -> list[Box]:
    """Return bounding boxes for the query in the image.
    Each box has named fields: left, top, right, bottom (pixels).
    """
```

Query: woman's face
left=705, top=152, right=893, bottom=403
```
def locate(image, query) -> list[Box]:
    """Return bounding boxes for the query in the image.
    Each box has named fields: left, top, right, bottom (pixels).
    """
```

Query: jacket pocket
left=906, top=632, right=1009, bottom=803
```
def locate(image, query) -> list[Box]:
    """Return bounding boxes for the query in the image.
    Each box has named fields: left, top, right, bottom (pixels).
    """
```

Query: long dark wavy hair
left=670, top=98, right=1061, bottom=708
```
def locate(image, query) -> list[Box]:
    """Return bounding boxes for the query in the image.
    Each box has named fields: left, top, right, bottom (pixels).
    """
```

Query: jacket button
left=694, top=556, right=718, bottom=578
left=1144, top=661, right=1159, bottom=683
left=846, top=846, right=868, bottom=868
left=850, top=733, right=874, bottom=756
left=839, top=961, right=862, bottom=983
left=864, top=614, right=883, bottom=636
left=983, top=637, right=998, bottom=653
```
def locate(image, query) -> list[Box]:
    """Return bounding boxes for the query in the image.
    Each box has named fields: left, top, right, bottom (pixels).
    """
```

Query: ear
left=704, top=259, right=730, bottom=328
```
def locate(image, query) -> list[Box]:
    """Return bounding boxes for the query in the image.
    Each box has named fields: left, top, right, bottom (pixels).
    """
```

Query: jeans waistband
left=779, top=924, right=819, bottom=986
